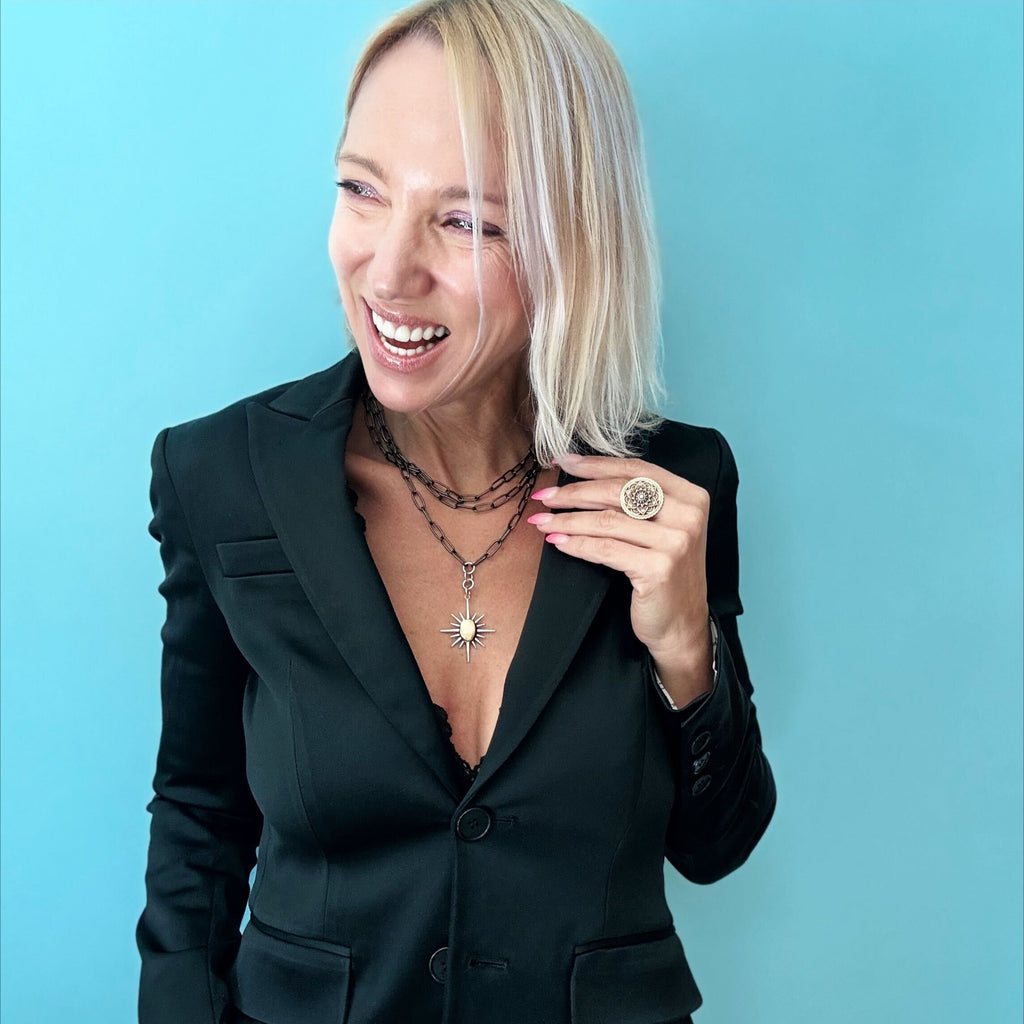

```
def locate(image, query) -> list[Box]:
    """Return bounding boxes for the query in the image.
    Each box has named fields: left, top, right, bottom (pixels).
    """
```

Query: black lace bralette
left=431, top=702, right=481, bottom=782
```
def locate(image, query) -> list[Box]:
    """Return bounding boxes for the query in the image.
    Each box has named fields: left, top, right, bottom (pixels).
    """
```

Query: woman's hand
left=527, top=452, right=714, bottom=707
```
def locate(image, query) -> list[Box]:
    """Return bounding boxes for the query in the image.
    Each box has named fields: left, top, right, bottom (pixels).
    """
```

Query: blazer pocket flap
left=229, top=919, right=352, bottom=1024
left=570, top=930, right=701, bottom=1024
left=217, top=537, right=294, bottom=577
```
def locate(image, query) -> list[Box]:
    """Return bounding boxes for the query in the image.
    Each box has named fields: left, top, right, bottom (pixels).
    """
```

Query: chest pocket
left=217, top=537, right=294, bottom=578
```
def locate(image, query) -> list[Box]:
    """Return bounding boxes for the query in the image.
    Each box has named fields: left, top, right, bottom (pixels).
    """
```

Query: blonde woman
left=136, top=1, right=777, bottom=1021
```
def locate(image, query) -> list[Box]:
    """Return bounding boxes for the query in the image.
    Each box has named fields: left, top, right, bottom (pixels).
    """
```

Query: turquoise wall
left=2, top=2, right=1020, bottom=1021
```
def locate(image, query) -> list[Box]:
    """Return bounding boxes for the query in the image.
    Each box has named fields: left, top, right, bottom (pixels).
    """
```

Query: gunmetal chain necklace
left=362, top=388, right=542, bottom=662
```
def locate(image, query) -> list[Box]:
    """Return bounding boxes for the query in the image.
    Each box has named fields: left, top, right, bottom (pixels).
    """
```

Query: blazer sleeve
left=653, top=428, right=777, bottom=885
left=136, top=426, right=262, bottom=1024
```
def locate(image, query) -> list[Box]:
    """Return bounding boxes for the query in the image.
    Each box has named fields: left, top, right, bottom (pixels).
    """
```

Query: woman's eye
left=335, top=179, right=376, bottom=199
left=443, top=214, right=503, bottom=238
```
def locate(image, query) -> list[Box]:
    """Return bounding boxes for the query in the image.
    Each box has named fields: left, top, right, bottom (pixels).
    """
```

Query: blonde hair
left=337, top=0, right=667, bottom=464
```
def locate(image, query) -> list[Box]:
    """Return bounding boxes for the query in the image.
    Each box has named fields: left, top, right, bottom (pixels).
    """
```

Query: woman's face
left=329, top=36, right=529, bottom=415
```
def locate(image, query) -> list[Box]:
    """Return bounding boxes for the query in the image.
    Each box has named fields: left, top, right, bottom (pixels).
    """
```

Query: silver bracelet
left=651, top=615, right=719, bottom=712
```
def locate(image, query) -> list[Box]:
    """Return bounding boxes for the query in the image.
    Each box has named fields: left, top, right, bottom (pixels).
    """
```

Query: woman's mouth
left=370, top=307, right=450, bottom=358
left=362, top=300, right=451, bottom=374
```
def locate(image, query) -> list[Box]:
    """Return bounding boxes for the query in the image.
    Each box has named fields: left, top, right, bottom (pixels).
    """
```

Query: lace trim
left=431, top=703, right=481, bottom=779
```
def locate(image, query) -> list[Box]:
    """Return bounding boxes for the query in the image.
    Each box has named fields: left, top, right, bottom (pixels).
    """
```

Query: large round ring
left=619, top=476, right=664, bottom=520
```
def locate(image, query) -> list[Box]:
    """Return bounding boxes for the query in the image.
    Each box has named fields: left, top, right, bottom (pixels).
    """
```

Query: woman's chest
left=350, top=461, right=554, bottom=768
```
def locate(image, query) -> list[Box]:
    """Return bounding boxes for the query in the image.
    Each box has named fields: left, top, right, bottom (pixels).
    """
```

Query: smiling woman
left=330, top=36, right=530, bottom=409
left=135, top=2, right=777, bottom=1023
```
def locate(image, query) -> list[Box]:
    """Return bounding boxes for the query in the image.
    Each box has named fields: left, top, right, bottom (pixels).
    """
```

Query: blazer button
left=429, top=946, right=449, bottom=983
left=455, top=806, right=492, bottom=841
left=690, top=730, right=712, bottom=755
left=692, top=774, right=712, bottom=795
left=692, top=751, right=711, bottom=774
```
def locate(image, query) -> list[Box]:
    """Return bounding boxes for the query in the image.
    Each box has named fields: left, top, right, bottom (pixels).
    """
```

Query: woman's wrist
left=650, top=614, right=719, bottom=711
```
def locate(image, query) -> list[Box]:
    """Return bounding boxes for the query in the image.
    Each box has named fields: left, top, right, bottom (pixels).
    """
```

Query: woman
left=136, top=1, right=777, bottom=1022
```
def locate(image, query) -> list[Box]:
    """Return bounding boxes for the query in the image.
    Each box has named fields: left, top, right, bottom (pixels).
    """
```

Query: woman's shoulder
left=156, top=352, right=361, bottom=484
left=168, top=355, right=357, bottom=436
left=637, top=415, right=733, bottom=497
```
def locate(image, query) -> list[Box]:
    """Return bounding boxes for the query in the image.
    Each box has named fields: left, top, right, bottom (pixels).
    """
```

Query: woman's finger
left=528, top=508, right=688, bottom=552
left=542, top=530, right=670, bottom=579
left=534, top=476, right=709, bottom=520
left=555, top=453, right=657, bottom=480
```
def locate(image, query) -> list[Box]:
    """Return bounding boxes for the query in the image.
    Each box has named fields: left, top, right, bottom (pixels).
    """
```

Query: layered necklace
left=362, top=388, right=542, bottom=662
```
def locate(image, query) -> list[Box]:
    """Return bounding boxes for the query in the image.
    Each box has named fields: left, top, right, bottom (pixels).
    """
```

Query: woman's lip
left=363, top=300, right=447, bottom=373
left=364, top=298, right=448, bottom=331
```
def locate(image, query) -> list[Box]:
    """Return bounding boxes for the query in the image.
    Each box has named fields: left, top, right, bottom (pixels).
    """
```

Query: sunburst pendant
left=441, top=595, right=496, bottom=662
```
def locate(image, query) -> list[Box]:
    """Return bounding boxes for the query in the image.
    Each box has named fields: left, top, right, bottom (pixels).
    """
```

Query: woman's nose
left=366, top=214, right=431, bottom=301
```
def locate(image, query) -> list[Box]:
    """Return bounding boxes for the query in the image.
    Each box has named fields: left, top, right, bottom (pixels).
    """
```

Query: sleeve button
left=690, top=730, right=712, bottom=755
left=692, top=774, right=712, bottom=795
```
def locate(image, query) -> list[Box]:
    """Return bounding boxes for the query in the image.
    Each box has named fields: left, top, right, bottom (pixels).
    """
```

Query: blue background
left=2, top=2, right=1021, bottom=1021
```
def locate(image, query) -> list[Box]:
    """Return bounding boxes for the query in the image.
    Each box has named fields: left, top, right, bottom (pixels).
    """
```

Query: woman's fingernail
left=531, top=487, right=558, bottom=501
left=545, top=532, right=569, bottom=544
left=527, top=513, right=554, bottom=525
left=557, top=452, right=582, bottom=466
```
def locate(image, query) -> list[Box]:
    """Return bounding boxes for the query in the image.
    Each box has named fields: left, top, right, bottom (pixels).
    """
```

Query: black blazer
left=136, top=350, right=776, bottom=1024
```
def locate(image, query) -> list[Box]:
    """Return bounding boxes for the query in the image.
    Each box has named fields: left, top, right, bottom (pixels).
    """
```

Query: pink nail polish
left=527, top=513, right=553, bottom=525
left=531, top=487, right=558, bottom=501
left=545, top=532, right=569, bottom=543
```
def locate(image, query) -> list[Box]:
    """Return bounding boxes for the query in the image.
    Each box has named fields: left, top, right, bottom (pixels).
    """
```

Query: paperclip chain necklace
left=362, top=388, right=542, bottom=662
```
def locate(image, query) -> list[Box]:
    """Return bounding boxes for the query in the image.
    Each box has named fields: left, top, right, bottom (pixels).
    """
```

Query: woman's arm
left=654, top=429, right=777, bottom=884
left=136, top=426, right=262, bottom=1024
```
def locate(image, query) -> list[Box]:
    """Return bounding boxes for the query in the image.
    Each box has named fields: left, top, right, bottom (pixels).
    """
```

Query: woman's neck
left=360, top=374, right=537, bottom=494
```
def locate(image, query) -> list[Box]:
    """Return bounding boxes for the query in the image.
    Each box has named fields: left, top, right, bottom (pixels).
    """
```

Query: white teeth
left=380, top=337, right=439, bottom=357
left=371, top=309, right=449, bottom=342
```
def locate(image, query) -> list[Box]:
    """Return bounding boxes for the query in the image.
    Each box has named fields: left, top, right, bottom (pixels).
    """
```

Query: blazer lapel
left=246, top=350, right=616, bottom=804
left=465, top=496, right=614, bottom=795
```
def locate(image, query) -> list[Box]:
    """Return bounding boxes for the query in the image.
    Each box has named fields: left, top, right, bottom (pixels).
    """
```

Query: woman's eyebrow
left=438, top=185, right=505, bottom=208
left=337, top=151, right=387, bottom=180
left=337, top=151, right=504, bottom=207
